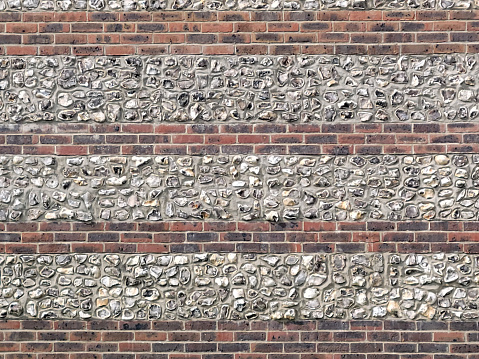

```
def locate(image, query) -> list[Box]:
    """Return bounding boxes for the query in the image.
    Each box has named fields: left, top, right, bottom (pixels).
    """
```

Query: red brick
left=0, top=343, right=20, bottom=352
left=254, top=33, right=284, bottom=42
left=302, top=44, right=335, bottom=54
left=153, top=12, right=186, bottom=21
left=235, top=22, right=266, bottom=32
left=105, top=23, right=136, bottom=32
left=317, top=32, right=348, bottom=42
left=383, top=11, right=415, bottom=20
left=6, top=46, right=37, bottom=55
left=39, top=46, right=71, bottom=55
left=268, top=22, right=299, bottom=32
left=120, top=12, right=152, bottom=21
left=401, top=44, right=434, bottom=54
left=90, top=34, right=121, bottom=44
left=434, top=332, right=465, bottom=342
left=0, top=13, right=21, bottom=21
left=54, top=12, right=87, bottom=22
left=235, top=45, right=268, bottom=55
left=349, top=11, right=382, bottom=20
left=121, top=34, right=152, bottom=44
left=6, top=23, right=37, bottom=33
left=72, top=23, right=103, bottom=32
left=435, top=43, right=466, bottom=53
left=70, top=332, right=101, bottom=341
left=137, top=244, right=169, bottom=253
left=203, top=45, right=235, bottom=54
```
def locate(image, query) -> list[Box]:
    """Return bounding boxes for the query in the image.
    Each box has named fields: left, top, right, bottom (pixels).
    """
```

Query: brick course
left=0, top=221, right=476, bottom=254
left=0, top=123, right=477, bottom=156
left=1, top=11, right=479, bottom=54
left=0, top=320, right=473, bottom=357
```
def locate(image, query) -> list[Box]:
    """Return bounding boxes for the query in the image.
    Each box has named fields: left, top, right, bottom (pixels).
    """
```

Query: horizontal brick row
left=0, top=123, right=477, bottom=156
left=3, top=318, right=479, bottom=331
left=0, top=142, right=474, bottom=156
left=5, top=23, right=479, bottom=37
left=1, top=122, right=476, bottom=134
left=4, top=10, right=479, bottom=22
left=0, top=123, right=474, bottom=133
left=0, top=320, right=476, bottom=358
left=6, top=143, right=470, bottom=157
left=0, top=41, right=470, bottom=56
left=2, top=220, right=479, bottom=232
left=1, top=11, right=479, bottom=54
left=0, top=237, right=469, bottom=255
left=0, top=223, right=478, bottom=254
left=5, top=21, right=479, bottom=34
left=3, top=26, right=479, bottom=41
left=8, top=20, right=479, bottom=33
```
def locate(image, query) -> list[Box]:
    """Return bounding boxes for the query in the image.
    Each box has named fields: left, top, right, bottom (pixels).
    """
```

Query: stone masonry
left=0, top=154, right=477, bottom=222
left=0, top=55, right=478, bottom=124
left=0, top=252, right=476, bottom=322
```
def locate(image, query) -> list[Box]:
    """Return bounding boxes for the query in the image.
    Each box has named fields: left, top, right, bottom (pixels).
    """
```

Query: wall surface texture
left=2, top=2, right=479, bottom=359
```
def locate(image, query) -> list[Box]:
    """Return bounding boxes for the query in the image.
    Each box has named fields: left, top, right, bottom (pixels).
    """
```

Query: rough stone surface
left=0, top=252, right=477, bottom=321
left=0, top=0, right=472, bottom=9
left=0, top=55, right=478, bottom=124
left=1, top=154, right=479, bottom=222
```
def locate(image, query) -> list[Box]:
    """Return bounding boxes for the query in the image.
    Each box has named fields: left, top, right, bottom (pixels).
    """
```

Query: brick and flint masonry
left=1, top=3, right=479, bottom=359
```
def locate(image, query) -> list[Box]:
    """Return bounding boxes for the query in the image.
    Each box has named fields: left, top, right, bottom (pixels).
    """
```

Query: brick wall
left=2, top=220, right=479, bottom=254
left=0, top=320, right=479, bottom=358
left=1, top=11, right=479, bottom=56
left=0, top=122, right=477, bottom=156
left=2, top=1, right=479, bottom=358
